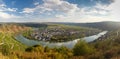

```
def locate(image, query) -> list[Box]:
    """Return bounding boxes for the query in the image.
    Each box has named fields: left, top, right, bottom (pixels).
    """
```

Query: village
left=30, top=27, right=81, bottom=41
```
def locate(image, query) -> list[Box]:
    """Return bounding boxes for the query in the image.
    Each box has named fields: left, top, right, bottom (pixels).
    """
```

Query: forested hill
left=0, top=23, right=47, bottom=28
left=53, top=21, right=120, bottom=31
left=1, top=21, right=120, bottom=31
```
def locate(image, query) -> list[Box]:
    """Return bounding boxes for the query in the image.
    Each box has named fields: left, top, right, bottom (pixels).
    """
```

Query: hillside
left=53, top=21, right=120, bottom=31
left=0, top=24, right=31, bottom=57
left=0, top=23, right=47, bottom=28
left=0, top=23, right=120, bottom=59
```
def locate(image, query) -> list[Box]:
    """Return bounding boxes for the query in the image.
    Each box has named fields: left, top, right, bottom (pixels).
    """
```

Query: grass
left=0, top=24, right=30, bottom=54
left=0, top=33, right=27, bottom=51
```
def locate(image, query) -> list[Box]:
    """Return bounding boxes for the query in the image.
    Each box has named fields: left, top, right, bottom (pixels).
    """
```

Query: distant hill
left=1, top=21, right=120, bottom=31
left=52, top=21, right=120, bottom=31
left=0, top=23, right=48, bottom=28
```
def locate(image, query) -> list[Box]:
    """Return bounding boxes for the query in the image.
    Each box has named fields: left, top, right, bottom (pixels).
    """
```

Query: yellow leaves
left=0, top=53, right=9, bottom=59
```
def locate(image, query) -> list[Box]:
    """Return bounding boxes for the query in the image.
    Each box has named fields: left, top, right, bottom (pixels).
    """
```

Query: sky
left=0, top=0, right=119, bottom=23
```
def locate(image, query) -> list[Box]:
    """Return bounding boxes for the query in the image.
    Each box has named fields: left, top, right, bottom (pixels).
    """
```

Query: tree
left=73, top=40, right=94, bottom=56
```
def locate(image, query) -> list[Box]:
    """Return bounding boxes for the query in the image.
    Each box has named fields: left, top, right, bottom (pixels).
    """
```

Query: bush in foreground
left=73, top=40, right=94, bottom=56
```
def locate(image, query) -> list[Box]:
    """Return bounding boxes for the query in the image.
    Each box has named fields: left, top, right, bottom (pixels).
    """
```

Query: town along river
left=15, top=31, right=107, bottom=49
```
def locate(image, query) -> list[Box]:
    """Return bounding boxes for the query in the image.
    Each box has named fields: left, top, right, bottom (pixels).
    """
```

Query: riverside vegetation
left=23, top=24, right=101, bottom=42
left=0, top=23, right=120, bottom=59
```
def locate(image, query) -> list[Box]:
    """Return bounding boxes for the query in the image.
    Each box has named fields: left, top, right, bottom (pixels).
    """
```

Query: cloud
left=22, top=0, right=111, bottom=16
left=0, top=0, right=19, bottom=20
left=0, top=3, right=17, bottom=12
left=22, top=0, right=79, bottom=14
left=107, top=0, right=120, bottom=20
left=34, top=2, right=40, bottom=6
left=22, top=8, right=35, bottom=13
left=20, top=0, right=118, bottom=23
left=0, top=0, right=17, bottom=12
left=0, top=12, right=20, bottom=19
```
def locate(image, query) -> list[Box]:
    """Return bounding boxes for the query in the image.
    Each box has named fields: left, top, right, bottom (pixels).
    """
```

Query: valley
left=0, top=22, right=120, bottom=59
left=1, top=0, right=119, bottom=59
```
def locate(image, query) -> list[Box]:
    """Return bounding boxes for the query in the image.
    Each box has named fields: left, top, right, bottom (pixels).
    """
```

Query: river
left=15, top=31, right=107, bottom=48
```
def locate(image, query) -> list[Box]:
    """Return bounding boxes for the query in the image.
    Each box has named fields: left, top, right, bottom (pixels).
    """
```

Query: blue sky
left=0, top=0, right=119, bottom=22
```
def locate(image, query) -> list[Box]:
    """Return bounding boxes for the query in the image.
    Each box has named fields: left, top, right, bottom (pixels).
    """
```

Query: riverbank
left=22, top=24, right=101, bottom=42
left=15, top=31, right=107, bottom=48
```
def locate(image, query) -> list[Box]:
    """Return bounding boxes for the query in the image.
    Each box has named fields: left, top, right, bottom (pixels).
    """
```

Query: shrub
left=73, top=40, right=94, bottom=56
left=1, top=44, right=11, bottom=56
left=25, top=45, right=44, bottom=53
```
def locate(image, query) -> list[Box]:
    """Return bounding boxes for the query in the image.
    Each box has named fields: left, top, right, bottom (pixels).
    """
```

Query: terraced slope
left=0, top=24, right=31, bottom=52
